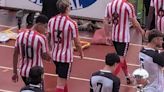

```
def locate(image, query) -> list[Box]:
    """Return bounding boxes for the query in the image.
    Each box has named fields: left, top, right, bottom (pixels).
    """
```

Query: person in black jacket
left=41, top=0, right=59, bottom=19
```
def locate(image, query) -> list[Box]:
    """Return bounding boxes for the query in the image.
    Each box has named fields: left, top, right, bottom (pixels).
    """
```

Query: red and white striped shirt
left=105, top=0, right=136, bottom=42
left=48, top=14, right=78, bottom=63
left=150, top=0, right=164, bottom=33
left=15, top=29, right=48, bottom=77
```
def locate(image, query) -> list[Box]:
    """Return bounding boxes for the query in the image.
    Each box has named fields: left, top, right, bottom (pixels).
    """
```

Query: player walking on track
left=12, top=15, right=51, bottom=86
left=104, top=0, right=145, bottom=84
left=47, top=0, right=84, bottom=92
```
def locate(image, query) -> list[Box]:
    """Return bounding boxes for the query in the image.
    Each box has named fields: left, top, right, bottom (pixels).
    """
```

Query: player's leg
left=121, top=42, right=129, bottom=77
left=54, top=61, right=72, bottom=92
left=121, top=42, right=132, bottom=84
left=112, top=42, right=132, bottom=84
left=113, top=41, right=123, bottom=75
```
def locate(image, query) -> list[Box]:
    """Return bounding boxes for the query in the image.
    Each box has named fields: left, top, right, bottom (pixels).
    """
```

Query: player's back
left=18, top=29, right=46, bottom=62
left=17, top=29, right=46, bottom=77
left=48, top=14, right=78, bottom=62
left=106, top=0, right=136, bottom=42
left=90, top=70, right=120, bottom=92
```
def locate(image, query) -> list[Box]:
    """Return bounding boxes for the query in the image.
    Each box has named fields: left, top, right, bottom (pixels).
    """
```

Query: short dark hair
left=148, top=29, right=163, bottom=42
left=35, top=14, right=48, bottom=24
left=56, top=0, right=70, bottom=13
left=29, top=66, right=44, bottom=85
left=105, top=53, right=120, bottom=66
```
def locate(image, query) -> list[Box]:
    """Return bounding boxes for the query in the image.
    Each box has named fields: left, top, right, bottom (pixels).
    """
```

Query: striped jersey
left=15, top=29, right=48, bottom=77
left=105, top=0, right=136, bottom=42
left=90, top=70, right=120, bottom=92
left=150, top=0, right=164, bottom=33
left=48, top=14, right=78, bottom=63
left=139, top=48, right=164, bottom=92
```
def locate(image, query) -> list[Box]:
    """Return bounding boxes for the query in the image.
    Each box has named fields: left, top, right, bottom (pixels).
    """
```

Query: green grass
left=129, top=0, right=145, bottom=24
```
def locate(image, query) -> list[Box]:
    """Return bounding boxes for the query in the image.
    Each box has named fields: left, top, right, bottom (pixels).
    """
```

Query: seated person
left=20, top=66, right=44, bottom=92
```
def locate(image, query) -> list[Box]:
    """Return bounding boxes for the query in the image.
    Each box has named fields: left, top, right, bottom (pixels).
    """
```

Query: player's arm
left=41, top=52, right=51, bottom=61
left=130, top=17, right=145, bottom=37
left=104, top=17, right=112, bottom=38
left=113, top=78, right=120, bottom=92
left=12, top=46, right=19, bottom=82
left=47, top=19, right=52, bottom=50
left=47, top=32, right=52, bottom=50
left=41, top=37, right=51, bottom=61
left=72, top=21, right=84, bottom=59
left=104, top=3, right=112, bottom=38
left=128, top=3, right=145, bottom=36
left=74, top=37, right=84, bottom=59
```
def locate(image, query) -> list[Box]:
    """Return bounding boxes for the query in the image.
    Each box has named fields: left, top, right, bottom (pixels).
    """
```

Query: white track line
left=80, top=36, right=145, bottom=47
left=0, top=24, right=14, bottom=28
left=0, top=44, right=14, bottom=48
left=0, top=44, right=139, bottom=67
left=74, top=56, right=140, bottom=67
left=0, top=89, right=15, bottom=92
left=6, top=26, right=18, bottom=31
left=0, top=44, right=140, bottom=67
left=0, top=66, right=135, bottom=88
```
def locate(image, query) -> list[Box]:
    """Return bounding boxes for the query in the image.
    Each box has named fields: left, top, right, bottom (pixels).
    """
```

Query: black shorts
left=53, top=61, right=72, bottom=79
left=113, top=41, right=129, bottom=56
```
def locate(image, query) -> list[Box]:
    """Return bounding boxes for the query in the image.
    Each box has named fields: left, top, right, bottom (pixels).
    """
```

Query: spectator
left=42, top=0, right=59, bottom=19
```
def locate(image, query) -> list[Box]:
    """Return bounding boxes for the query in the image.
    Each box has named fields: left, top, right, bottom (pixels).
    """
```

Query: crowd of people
left=11, top=0, right=164, bottom=92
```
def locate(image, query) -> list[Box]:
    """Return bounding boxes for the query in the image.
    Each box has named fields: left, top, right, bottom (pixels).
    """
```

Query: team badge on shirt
left=112, top=11, right=119, bottom=25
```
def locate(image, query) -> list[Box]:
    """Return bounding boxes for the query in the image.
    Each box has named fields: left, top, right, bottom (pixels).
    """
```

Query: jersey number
left=55, top=29, right=62, bottom=43
left=21, top=44, right=34, bottom=59
left=97, top=82, right=103, bottom=92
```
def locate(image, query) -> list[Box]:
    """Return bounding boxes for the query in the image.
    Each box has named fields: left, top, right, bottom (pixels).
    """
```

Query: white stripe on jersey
left=150, top=0, right=164, bottom=33
left=48, top=14, right=78, bottom=63
left=15, top=30, right=47, bottom=77
left=105, top=0, right=136, bottom=42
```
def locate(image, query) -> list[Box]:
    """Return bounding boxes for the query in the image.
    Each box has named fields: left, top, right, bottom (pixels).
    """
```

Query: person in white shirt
left=139, top=29, right=164, bottom=92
